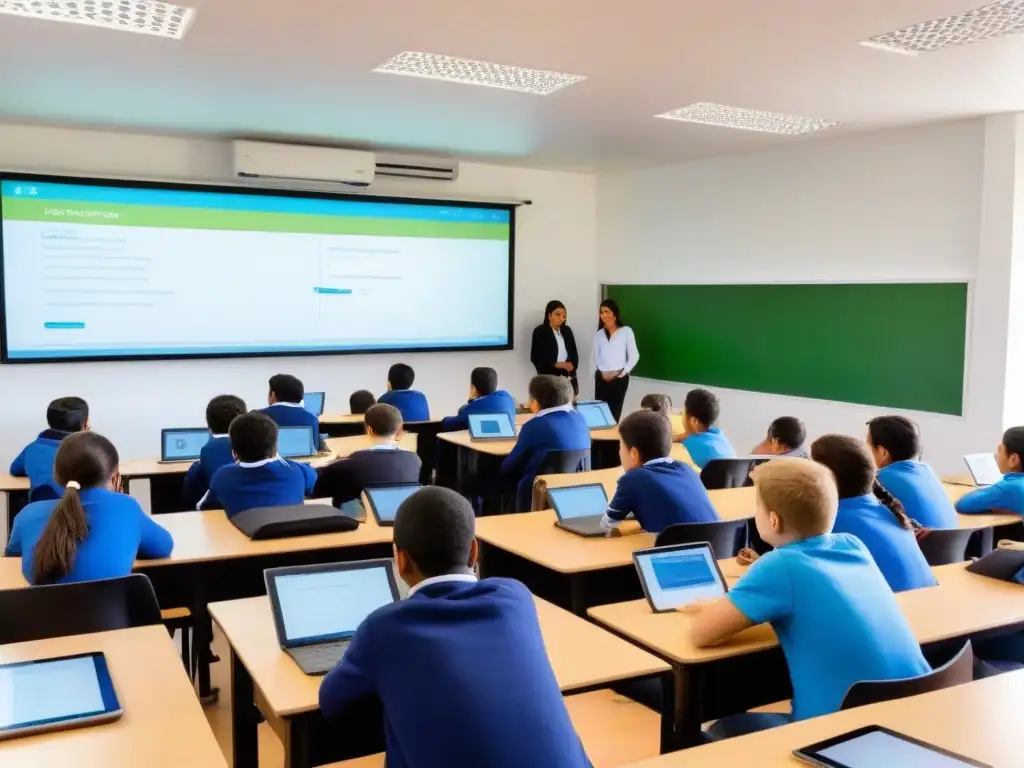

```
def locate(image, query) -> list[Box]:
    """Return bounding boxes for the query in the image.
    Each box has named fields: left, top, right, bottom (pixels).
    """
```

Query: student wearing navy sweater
left=439, top=367, right=517, bottom=433
left=260, top=374, right=320, bottom=433
left=812, top=435, right=935, bottom=593
left=751, top=416, right=808, bottom=459
left=957, top=426, right=1024, bottom=517
left=379, top=363, right=430, bottom=422
left=319, top=486, right=592, bottom=768
left=680, top=388, right=736, bottom=470
left=199, top=412, right=316, bottom=517
left=349, top=389, right=377, bottom=416
left=182, top=394, right=247, bottom=510
left=6, top=432, right=173, bottom=584
left=10, top=396, right=90, bottom=502
left=601, top=410, right=718, bottom=533
left=501, top=375, right=591, bottom=511
left=867, top=415, right=957, bottom=529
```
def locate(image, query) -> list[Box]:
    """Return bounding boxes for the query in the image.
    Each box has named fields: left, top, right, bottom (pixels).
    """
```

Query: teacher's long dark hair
left=543, top=300, right=566, bottom=325
left=598, top=299, right=623, bottom=339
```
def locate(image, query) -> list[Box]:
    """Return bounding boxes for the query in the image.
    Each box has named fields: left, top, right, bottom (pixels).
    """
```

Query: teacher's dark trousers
left=595, top=373, right=630, bottom=422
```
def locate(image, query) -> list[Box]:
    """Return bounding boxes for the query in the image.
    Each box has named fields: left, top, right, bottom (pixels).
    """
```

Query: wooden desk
left=0, top=473, right=31, bottom=544
left=210, top=593, right=670, bottom=768
left=323, top=433, right=416, bottom=459
left=0, top=625, right=224, bottom=768
left=590, top=562, right=1024, bottom=749
left=319, top=412, right=365, bottom=438
left=626, top=669, right=1024, bottom=767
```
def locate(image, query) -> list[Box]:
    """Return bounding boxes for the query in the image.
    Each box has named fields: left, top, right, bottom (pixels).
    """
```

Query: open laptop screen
left=161, top=428, right=211, bottom=461
left=303, top=392, right=325, bottom=416
left=964, top=453, right=1002, bottom=487
left=634, top=544, right=727, bottom=612
left=577, top=401, right=615, bottom=429
left=467, top=412, right=515, bottom=439
left=365, top=484, right=421, bottom=524
left=278, top=426, right=316, bottom=458
left=548, top=484, right=609, bottom=520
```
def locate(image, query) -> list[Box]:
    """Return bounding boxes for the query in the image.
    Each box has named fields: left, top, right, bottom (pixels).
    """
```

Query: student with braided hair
left=810, top=435, right=935, bottom=593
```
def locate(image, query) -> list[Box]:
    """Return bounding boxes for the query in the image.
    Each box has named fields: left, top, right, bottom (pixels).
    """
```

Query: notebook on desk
left=159, top=428, right=211, bottom=463
left=549, top=483, right=610, bottom=537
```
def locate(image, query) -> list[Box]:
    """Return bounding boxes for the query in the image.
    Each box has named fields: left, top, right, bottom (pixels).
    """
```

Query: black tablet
left=966, top=547, right=1024, bottom=583
left=0, top=652, right=122, bottom=741
left=794, top=725, right=990, bottom=767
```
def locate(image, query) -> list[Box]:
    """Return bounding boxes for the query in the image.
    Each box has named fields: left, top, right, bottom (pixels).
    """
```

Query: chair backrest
left=700, top=458, right=766, bottom=491
left=0, top=574, right=162, bottom=645
left=917, top=528, right=976, bottom=566
left=538, top=449, right=591, bottom=476
left=841, top=640, right=974, bottom=711
left=655, top=520, right=749, bottom=559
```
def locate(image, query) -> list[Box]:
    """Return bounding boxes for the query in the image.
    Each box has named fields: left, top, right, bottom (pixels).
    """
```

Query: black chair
left=917, top=528, right=976, bottom=566
left=655, top=519, right=749, bottom=559
left=700, top=458, right=768, bottom=491
left=841, top=640, right=973, bottom=710
left=0, top=574, right=162, bottom=645
left=517, top=449, right=591, bottom=512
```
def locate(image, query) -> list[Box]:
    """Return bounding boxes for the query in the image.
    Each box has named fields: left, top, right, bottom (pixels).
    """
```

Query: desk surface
left=0, top=625, right=225, bottom=768
left=590, top=562, right=1024, bottom=666
left=439, top=429, right=692, bottom=463
left=0, top=473, right=30, bottom=492
left=626, top=668, right=1024, bottom=768
left=210, top=592, right=670, bottom=719
left=324, top=433, right=417, bottom=459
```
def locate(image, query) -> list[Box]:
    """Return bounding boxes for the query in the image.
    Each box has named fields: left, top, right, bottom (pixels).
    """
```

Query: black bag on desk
left=229, top=503, right=359, bottom=540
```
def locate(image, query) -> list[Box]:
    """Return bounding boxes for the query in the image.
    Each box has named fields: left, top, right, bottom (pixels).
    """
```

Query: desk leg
left=283, top=717, right=312, bottom=768
left=190, top=577, right=217, bottom=702
left=673, top=665, right=704, bottom=749
left=660, top=672, right=678, bottom=754
left=568, top=573, right=588, bottom=617
left=230, top=649, right=259, bottom=768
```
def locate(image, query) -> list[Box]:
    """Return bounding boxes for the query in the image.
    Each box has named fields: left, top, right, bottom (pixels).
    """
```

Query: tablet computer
left=160, top=427, right=211, bottom=463
left=964, top=453, right=1002, bottom=487
left=576, top=401, right=616, bottom=430
left=632, top=542, right=728, bottom=612
left=0, top=652, right=123, bottom=741
left=966, top=547, right=1024, bottom=583
left=363, top=484, right=422, bottom=526
left=303, top=392, right=325, bottom=417
left=467, top=412, right=516, bottom=441
left=794, top=724, right=990, bottom=767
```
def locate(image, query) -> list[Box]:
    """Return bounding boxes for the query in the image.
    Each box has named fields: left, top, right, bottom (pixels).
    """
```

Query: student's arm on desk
left=136, top=508, right=174, bottom=559
left=955, top=484, right=1014, bottom=515
left=319, top=618, right=377, bottom=720
left=9, top=447, right=26, bottom=477
left=686, top=555, right=788, bottom=648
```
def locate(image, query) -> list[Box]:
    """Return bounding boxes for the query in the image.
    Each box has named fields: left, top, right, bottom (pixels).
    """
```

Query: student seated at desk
left=868, top=415, right=957, bottom=529
left=319, top=487, right=592, bottom=768
left=260, top=374, right=320, bottom=433
left=680, top=388, right=736, bottom=470
left=439, top=367, right=517, bottom=433
left=10, top=396, right=90, bottom=502
left=751, top=416, right=808, bottom=459
left=313, top=404, right=421, bottom=507
left=182, top=394, right=247, bottom=510
left=199, top=413, right=316, bottom=517
left=379, top=363, right=430, bottom=422
left=639, top=393, right=672, bottom=413
left=956, top=426, right=1024, bottom=516
left=349, top=389, right=377, bottom=416
left=501, top=375, right=591, bottom=511
left=6, top=432, right=174, bottom=584
left=685, top=459, right=929, bottom=739
left=812, top=435, right=935, bottom=593
left=600, top=410, right=718, bottom=533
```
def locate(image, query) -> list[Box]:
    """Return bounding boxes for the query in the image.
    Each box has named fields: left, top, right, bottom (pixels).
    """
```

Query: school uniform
left=832, top=494, right=936, bottom=593
left=314, top=445, right=422, bottom=507
left=260, top=402, right=321, bottom=433
left=200, top=457, right=317, bottom=517
left=877, top=460, right=958, bottom=529
left=956, top=473, right=1024, bottom=516
left=602, top=458, right=719, bottom=533
left=682, top=427, right=737, bottom=470
left=181, top=434, right=234, bottom=510
left=379, top=389, right=431, bottom=423
left=501, top=405, right=591, bottom=510
left=9, top=429, right=72, bottom=502
left=319, top=575, right=592, bottom=768
left=439, top=390, right=517, bottom=433
left=727, top=533, right=930, bottom=721
left=5, top=488, right=174, bottom=584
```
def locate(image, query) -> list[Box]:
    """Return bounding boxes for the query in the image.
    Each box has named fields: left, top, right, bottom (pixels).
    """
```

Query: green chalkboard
left=604, top=283, right=968, bottom=416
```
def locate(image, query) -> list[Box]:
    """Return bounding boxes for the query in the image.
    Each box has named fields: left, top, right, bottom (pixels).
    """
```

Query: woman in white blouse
left=593, top=298, right=639, bottom=421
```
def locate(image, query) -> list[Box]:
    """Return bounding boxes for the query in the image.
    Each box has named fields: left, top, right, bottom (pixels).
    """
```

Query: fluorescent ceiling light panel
left=0, top=0, right=196, bottom=39
left=860, top=0, right=1024, bottom=56
left=374, top=51, right=585, bottom=95
left=655, top=103, right=838, bottom=135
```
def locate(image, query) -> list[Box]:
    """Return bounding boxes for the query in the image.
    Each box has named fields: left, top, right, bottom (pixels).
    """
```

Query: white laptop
left=633, top=543, right=729, bottom=612
left=467, top=412, right=517, bottom=441
left=964, top=453, right=1003, bottom=487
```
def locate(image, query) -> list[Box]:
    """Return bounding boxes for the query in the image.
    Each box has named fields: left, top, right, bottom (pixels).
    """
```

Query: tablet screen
left=365, top=484, right=421, bottom=522
left=278, top=426, right=315, bottom=457
left=549, top=484, right=608, bottom=520
left=303, top=392, right=325, bottom=416
left=162, top=429, right=210, bottom=461
left=635, top=545, right=726, bottom=611
left=468, top=412, right=515, bottom=439
left=803, top=728, right=989, bottom=768
left=577, top=402, right=615, bottom=429
left=0, top=653, right=119, bottom=733
left=964, top=454, right=1002, bottom=487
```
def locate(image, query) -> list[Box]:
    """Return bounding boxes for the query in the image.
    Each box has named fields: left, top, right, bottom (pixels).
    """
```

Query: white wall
left=597, top=120, right=1004, bottom=474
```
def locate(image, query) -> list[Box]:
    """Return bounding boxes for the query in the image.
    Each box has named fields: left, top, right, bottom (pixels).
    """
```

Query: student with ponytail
left=810, top=435, right=935, bottom=593
left=5, top=432, right=173, bottom=585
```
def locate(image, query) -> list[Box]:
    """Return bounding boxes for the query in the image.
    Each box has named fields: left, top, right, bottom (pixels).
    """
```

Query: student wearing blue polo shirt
left=379, top=363, right=431, bottom=423
left=867, top=415, right=957, bottom=529
left=680, top=388, right=736, bottom=470
left=199, top=412, right=316, bottom=517
left=600, top=410, right=718, bottom=533
left=6, top=431, right=174, bottom=584
left=319, top=486, right=592, bottom=768
left=685, top=459, right=929, bottom=738
left=439, top=367, right=517, bottom=433
left=957, top=426, right=1024, bottom=516
left=182, top=394, right=247, bottom=510
left=10, top=396, right=90, bottom=502
left=751, top=416, right=808, bottom=459
left=501, top=375, right=591, bottom=511
left=260, top=374, right=320, bottom=433
left=811, top=435, right=935, bottom=593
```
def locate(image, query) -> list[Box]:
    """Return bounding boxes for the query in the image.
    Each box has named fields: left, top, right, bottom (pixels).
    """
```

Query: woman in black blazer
left=530, top=300, right=580, bottom=396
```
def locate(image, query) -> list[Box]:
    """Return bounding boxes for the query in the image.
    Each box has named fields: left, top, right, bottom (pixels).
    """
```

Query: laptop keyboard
left=291, top=641, right=350, bottom=672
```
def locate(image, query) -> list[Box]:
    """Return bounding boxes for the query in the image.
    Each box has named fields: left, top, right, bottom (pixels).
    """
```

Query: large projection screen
left=0, top=174, right=514, bottom=363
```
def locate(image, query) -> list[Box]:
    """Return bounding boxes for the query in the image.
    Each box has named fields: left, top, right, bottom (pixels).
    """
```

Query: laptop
left=363, top=484, right=422, bottom=526
left=278, top=426, right=318, bottom=459
left=793, top=724, right=990, bottom=768
left=467, top=412, right=517, bottom=441
left=633, top=542, right=729, bottom=612
left=577, top=401, right=616, bottom=430
left=303, top=392, right=325, bottom=417
left=549, top=483, right=610, bottom=537
left=964, top=453, right=1003, bottom=487
left=159, top=428, right=211, bottom=463
left=265, top=560, right=401, bottom=675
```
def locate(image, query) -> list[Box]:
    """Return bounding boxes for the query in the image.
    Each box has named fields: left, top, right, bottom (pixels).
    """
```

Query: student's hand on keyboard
left=736, top=548, right=760, bottom=566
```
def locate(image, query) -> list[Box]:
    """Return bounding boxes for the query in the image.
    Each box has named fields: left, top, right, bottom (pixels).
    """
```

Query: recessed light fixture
left=374, top=51, right=585, bottom=95
left=655, top=103, right=839, bottom=135
left=860, top=0, right=1024, bottom=56
left=0, top=0, right=196, bottom=40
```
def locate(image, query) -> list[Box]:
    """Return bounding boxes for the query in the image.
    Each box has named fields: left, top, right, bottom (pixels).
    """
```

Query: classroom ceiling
left=0, top=0, right=1022, bottom=172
